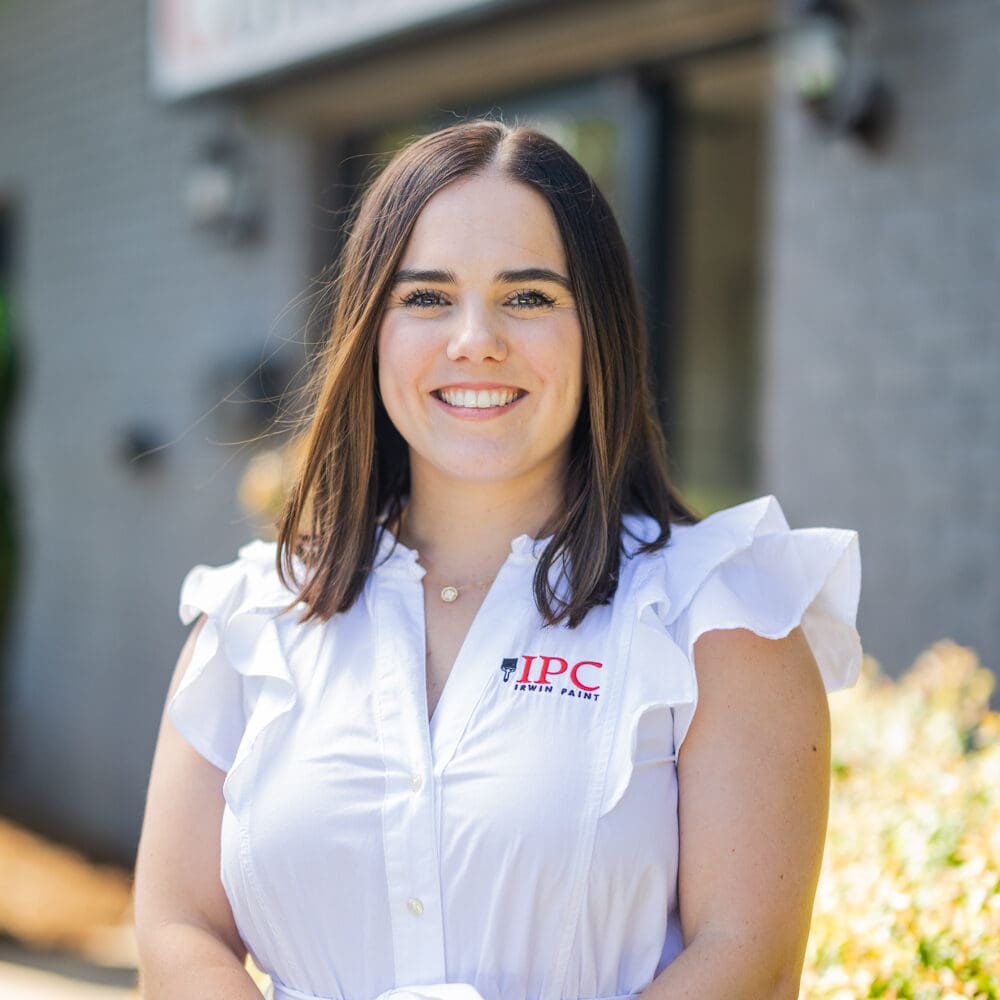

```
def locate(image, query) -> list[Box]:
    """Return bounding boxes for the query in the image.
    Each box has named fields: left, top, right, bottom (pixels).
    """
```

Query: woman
left=134, top=120, right=861, bottom=1000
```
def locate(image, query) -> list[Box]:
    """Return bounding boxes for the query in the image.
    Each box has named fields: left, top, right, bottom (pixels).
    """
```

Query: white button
left=407, top=897, right=424, bottom=917
left=410, top=774, right=423, bottom=792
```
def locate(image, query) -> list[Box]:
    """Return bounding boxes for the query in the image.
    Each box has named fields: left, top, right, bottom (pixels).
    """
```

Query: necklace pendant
left=440, top=585, right=459, bottom=603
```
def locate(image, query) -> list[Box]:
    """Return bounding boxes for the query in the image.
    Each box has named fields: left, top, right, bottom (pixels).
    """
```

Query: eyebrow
left=497, top=267, right=572, bottom=290
left=391, top=266, right=572, bottom=290
left=392, top=268, right=456, bottom=286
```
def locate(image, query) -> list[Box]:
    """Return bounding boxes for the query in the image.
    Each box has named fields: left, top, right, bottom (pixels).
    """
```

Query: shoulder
left=600, top=498, right=854, bottom=809
left=619, top=496, right=861, bottom=744
left=169, top=540, right=303, bottom=776
left=660, top=495, right=858, bottom=616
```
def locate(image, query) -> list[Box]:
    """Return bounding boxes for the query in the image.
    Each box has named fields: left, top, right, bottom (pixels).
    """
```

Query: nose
left=446, top=301, right=507, bottom=363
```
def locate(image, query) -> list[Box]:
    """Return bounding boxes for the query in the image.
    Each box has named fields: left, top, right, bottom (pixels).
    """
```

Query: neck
left=399, top=466, right=565, bottom=583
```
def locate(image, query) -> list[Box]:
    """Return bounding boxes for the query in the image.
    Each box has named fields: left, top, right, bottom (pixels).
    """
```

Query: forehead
left=399, top=171, right=567, bottom=271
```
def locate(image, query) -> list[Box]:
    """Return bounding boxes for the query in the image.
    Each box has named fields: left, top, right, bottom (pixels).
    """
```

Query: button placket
left=371, top=568, right=447, bottom=985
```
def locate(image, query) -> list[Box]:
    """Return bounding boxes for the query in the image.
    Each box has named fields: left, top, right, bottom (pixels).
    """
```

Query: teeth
left=439, top=388, right=520, bottom=408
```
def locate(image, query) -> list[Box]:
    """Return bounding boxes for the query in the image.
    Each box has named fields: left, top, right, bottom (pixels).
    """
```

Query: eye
left=400, top=288, right=449, bottom=308
left=506, top=289, right=555, bottom=309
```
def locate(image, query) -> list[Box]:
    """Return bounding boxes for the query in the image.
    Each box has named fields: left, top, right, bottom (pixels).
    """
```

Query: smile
left=434, top=387, right=525, bottom=409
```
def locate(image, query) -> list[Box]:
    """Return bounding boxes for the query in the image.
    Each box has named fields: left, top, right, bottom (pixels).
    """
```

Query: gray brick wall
left=762, top=0, right=1000, bottom=676
left=0, top=0, right=314, bottom=855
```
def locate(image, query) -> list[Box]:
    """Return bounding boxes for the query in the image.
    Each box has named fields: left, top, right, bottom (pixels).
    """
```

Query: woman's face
left=377, top=170, right=584, bottom=498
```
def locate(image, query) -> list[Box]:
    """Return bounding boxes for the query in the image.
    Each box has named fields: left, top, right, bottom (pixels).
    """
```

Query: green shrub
left=803, top=642, right=1000, bottom=999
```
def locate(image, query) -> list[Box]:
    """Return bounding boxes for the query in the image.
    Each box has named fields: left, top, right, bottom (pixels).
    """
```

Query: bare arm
left=134, top=616, right=263, bottom=999
left=640, top=626, right=830, bottom=1000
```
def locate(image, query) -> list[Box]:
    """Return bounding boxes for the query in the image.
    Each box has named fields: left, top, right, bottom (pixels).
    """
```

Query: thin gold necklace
left=433, top=575, right=496, bottom=604
left=398, top=509, right=499, bottom=603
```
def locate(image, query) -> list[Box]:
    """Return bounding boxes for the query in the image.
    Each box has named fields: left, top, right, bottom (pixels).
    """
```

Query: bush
left=802, top=642, right=1000, bottom=999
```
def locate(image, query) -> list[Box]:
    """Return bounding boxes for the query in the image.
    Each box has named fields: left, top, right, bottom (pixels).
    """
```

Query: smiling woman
left=134, top=120, right=863, bottom=1000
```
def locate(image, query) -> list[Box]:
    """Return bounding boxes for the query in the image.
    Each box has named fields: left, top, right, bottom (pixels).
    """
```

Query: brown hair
left=277, top=119, right=696, bottom=628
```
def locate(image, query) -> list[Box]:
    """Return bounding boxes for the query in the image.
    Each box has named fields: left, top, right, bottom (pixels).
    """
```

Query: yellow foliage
left=803, top=641, right=1000, bottom=999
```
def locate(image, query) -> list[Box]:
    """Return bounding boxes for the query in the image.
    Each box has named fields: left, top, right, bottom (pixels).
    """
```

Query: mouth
left=433, top=386, right=525, bottom=410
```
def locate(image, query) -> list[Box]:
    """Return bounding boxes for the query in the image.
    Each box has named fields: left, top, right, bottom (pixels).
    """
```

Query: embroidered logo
left=499, top=654, right=603, bottom=701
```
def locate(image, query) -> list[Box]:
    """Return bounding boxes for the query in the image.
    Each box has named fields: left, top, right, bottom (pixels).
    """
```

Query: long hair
left=277, top=119, right=696, bottom=627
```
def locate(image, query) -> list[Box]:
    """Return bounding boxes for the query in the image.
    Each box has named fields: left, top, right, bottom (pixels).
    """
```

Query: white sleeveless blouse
left=169, top=496, right=861, bottom=1000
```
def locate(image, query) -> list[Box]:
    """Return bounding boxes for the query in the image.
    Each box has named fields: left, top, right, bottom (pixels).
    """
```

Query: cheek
left=544, top=327, right=584, bottom=406
left=376, top=320, right=411, bottom=405
left=376, top=319, right=435, bottom=450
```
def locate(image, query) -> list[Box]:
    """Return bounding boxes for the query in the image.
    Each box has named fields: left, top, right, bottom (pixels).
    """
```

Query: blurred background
left=0, top=0, right=997, bottom=996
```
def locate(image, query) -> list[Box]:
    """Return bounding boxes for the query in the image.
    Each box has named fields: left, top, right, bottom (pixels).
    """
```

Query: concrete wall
left=762, top=0, right=1000, bottom=675
left=0, top=0, right=313, bottom=857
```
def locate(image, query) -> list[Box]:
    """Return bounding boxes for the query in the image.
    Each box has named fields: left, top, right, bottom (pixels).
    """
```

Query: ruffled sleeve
left=169, top=541, right=300, bottom=779
left=603, top=497, right=861, bottom=814
left=664, top=495, right=862, bottom=753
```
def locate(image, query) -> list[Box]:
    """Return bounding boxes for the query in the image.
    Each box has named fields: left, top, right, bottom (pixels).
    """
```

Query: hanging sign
left=150, top=0, right=518, bottom=99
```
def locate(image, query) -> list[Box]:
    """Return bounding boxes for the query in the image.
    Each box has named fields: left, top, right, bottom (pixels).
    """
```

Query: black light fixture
left=784, top=0, right=893, bottom=149
left=183, top=134, right=264, bottom=244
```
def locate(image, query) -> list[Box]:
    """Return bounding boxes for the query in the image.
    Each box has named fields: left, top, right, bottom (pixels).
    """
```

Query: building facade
left=0, top=0, right=996, bottom=859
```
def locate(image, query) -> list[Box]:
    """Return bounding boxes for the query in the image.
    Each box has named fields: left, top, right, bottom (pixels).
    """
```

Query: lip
left=433, top=382, right=523, bottom=392
left=431, top=382, right=526, bottom=419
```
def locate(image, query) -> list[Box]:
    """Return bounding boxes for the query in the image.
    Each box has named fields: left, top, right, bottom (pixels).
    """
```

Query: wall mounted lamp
left=783, top=0, right=894, bottom=149
left=183, top=135, right=264, bottom=244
